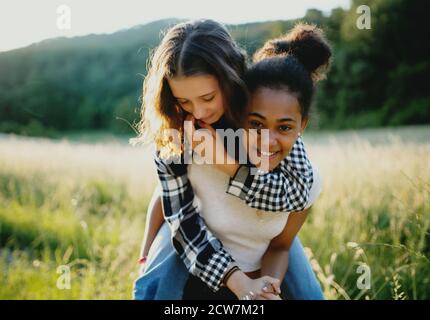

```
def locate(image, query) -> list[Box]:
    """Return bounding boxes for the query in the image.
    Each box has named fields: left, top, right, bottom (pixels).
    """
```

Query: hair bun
left=254, top=23, right=332, bottom=81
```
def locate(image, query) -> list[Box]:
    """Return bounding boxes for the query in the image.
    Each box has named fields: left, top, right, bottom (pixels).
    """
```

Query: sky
left=0, top=0, right=350, bottom=52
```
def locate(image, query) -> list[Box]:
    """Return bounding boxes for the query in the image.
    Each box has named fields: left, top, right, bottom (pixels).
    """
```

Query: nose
left=193, top=106, right=211, bottom=120
left=259, top=130, right=279, bottom=151
left=268, top=131, right=280, bottom=149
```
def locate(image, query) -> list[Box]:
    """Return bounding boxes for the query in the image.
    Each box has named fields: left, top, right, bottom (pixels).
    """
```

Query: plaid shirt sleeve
left=226, top=136, right=314, bottom=213
left=154, top=150, right=235, bottom=292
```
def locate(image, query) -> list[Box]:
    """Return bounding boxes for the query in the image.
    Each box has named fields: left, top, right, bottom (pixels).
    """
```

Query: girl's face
left=246, top=87, right=308, bottom=171
left=168, top=74, right=225, bottom=124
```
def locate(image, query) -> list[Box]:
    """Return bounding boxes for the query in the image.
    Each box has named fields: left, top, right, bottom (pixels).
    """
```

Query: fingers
left=197, top=120, right=216, bottom=136
left=197, top=119, right=229, bottom=164
left=262, top=284, right=278, bottom=295
left=253, top=292, right=282, bottom=300
left=185, top=113, right=194, bottom=121
left=184, top=115, right=195, bottom=146
left=185, top=114, right=195, bottom=128
left=240, top=291, right=257, bottom=300
left=262, top=276, right=282, bottom=295
left=272, top=284, right=281, bottom=295
left=259, top=292, right=282, bottom=300
left=254, top=294, right=267, bottom=300
left=262, top=285, right=274, bottom=294
left=270, top=281, right=281, bottom=295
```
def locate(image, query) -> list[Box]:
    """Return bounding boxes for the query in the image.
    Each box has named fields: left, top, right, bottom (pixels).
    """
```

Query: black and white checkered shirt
left=226, top=136, right=314, bottom=212
left=154, top=136, right=313, bottom=292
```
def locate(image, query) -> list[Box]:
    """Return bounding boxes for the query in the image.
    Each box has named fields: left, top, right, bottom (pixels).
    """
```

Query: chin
left=267, top=163, right=279, bottom=171
left=207, top=114, right=221, bottom=125
left=269, top=158, right=284, bottom=171
left=258, top=159, right=281, bottom=172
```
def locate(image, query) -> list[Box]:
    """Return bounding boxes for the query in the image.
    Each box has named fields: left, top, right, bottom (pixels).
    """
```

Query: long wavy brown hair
left=131, top=19, right=249, bottom=158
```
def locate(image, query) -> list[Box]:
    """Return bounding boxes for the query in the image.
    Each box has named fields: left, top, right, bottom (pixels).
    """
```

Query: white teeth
left=260, top=151, right=277, bottom=157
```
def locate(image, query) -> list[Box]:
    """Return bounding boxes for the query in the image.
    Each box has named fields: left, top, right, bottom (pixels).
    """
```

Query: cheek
left=211, top=95, right=225, bottom=113
left=181, top=105, right=192, bottom=113
left=279, top=136, right=297, bottom=157
left=176, top=101, right=191, bottom=113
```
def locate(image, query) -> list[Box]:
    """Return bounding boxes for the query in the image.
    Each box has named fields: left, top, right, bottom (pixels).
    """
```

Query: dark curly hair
left=246, top=23, right=332, bottom=119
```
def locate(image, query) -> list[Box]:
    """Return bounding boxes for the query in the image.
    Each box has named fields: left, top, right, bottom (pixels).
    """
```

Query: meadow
left=0, top=126, right=429, bottom=299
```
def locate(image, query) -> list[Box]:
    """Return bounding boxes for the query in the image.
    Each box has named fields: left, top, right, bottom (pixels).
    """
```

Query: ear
left=300, top=117, right=309, bottom=133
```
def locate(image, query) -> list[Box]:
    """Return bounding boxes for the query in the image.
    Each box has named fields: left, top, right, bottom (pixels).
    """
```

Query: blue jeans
left=133, top=222, right=324, bottom=300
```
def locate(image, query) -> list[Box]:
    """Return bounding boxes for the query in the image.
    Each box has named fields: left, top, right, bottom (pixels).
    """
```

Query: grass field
left=0, top=126, right=429, bottom=299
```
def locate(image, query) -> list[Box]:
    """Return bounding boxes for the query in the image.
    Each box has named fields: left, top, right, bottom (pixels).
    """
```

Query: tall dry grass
left=0, top=127, right=429, bottom=299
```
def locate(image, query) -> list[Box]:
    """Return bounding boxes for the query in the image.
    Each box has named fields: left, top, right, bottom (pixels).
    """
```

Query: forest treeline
left=0, top=0, right=428, bottom=136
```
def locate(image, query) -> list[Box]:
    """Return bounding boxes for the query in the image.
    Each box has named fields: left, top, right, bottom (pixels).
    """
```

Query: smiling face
left=246, top=87, right=309, bottom=171
left=167, top=74, right=225, bottom=124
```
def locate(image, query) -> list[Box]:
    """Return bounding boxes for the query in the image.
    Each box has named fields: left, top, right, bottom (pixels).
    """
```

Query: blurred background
left=0, top=0, right=429, bottom=299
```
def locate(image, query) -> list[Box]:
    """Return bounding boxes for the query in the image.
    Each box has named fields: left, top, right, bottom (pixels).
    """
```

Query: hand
left=184, top=114, right=199, bottom=151
left=237, top=275, right=282, bottom=300
left=255, top=292, right=283, bottom=300
left=185, top=115, right=239, bottom=174
left=184, top=115, right=217, bottom=162
left=196, top=119, right=239, bottom=176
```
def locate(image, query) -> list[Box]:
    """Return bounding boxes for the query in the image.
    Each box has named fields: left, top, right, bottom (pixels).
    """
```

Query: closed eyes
left=202, top=96, right=215, bottom=102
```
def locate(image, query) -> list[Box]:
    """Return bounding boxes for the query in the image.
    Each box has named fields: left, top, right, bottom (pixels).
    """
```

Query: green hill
left=0, top=0, right=429, bottom=137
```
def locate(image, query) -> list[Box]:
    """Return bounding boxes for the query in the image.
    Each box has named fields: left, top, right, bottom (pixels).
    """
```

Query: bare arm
left=260, top=208, right=310, bottom=281
left=139, top=186, right=165, bottom=259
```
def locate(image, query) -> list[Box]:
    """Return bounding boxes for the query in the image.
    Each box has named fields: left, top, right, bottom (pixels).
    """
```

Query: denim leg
left=133, top=222, right=189, bottom=300
left=281, top=236, right=325, bottom=300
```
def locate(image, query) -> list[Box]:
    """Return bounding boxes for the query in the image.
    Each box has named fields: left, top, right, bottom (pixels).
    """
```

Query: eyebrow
left=248, top=112, right=296, bottom=123
left=175, top=90, right=216, bottom=100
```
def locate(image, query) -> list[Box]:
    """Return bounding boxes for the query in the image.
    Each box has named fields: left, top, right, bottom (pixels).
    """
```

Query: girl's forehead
left=253, top=87, right=297, bottom=101
left=250, top=88, right=300, bottom=114
left=168, top=74, right=219, bottom=97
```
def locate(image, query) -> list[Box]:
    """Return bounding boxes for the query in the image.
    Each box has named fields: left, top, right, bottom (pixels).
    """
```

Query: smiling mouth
left=256, top=149, right=280, bottom=159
